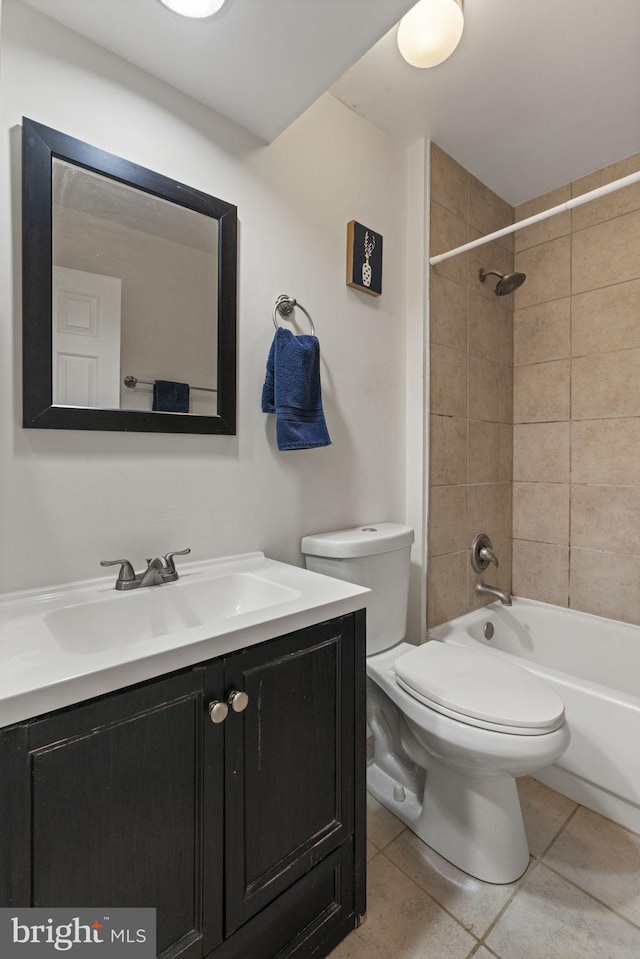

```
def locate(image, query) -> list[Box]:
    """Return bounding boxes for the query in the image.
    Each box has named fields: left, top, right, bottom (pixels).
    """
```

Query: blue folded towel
left=261, top=328, right=331, bottom=451
left=153, top=380, right=190, bottom=413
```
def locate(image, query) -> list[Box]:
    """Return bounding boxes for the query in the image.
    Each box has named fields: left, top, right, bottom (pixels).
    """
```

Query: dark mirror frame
left=22, top=117, right=237, bottom=434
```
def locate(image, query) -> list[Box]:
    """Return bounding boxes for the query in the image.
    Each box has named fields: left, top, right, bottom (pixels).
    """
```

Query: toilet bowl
left=301, top=523, right=570, bottom=884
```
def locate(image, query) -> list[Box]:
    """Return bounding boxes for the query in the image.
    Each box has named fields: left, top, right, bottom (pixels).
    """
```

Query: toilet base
left=367, top=757, right=530, bottom=884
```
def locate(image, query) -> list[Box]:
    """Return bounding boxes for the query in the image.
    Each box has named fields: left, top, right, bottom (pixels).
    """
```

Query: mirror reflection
left=52, top=159, right=218, bottom=416
left=22, top=117, right=237, bottom=435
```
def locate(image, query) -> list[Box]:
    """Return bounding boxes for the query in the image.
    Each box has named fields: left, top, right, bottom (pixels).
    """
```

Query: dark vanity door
left=24, top=667, right=223, bottom=959
left=221, top=617, right=357, bottom=939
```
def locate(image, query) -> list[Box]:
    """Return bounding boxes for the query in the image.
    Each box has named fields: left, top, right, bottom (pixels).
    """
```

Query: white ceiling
left=332, top=0, right=640, bottom=205
left=18, top=0, right=640, bottom=205
left=19, top=0, right=416, bottom=143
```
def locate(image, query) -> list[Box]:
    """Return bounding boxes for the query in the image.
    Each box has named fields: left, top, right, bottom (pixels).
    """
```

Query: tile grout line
left=373, top=842, right=482, bottom=945
left=538, top=857, right=640, bottom=936
left=472, top=858, right=541, bottom=950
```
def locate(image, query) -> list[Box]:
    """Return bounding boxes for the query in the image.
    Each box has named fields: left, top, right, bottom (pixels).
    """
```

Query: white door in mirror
left=52, top=266, right=122, bottom=408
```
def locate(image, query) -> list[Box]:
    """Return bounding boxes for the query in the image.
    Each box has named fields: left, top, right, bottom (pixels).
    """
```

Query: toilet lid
left=394, top=642, right=565, bottom=731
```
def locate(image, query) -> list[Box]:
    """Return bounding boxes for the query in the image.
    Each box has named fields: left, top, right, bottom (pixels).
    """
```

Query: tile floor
left=330, top=775, right=640, bottom=959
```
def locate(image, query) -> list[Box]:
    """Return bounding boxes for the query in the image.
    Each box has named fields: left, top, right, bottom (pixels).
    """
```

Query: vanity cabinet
left=0, top=612, right=366, bottom=959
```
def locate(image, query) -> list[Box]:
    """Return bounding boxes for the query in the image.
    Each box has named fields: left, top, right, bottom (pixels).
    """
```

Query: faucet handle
left=100, top=559, right=136, bottom=583
left=479, top=546, right=499, bottom=568
left=164, top=548, right=191, bottom=574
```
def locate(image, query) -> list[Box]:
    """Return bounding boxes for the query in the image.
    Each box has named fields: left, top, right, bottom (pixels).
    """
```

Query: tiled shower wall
left=512, top=152, right=640, bottom=623
left=427, top=145, right=514, bottom=628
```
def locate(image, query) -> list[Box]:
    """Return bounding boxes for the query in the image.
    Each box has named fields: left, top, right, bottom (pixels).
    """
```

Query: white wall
left=0, top=0, right=408, bottom=593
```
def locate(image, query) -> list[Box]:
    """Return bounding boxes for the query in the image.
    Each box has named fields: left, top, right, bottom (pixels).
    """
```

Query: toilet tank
left=301, top=523, right=414, bottom=655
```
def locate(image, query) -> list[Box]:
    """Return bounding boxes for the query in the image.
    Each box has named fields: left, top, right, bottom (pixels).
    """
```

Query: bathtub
left=429, top=598, right=640, bottom=834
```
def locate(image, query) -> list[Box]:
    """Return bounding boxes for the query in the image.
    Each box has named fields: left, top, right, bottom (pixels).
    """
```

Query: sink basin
left=46, top=572, right=301, bottom=653
left=0, top=551, right=369, bottom=728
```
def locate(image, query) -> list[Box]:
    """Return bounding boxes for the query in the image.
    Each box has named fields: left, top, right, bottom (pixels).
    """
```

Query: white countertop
left=0, top=552, right=369, bottom=727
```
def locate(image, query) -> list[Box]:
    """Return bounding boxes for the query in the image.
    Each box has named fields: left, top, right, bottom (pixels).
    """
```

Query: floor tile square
left=367, top=793, right=405, bottom=849
left=517, top=776, right=577, bottom=857
left=384, top=827, right=529, bottom=938
left=486, top=863, right=640, bottom=959
left=543, top=805, right=640, bottom=925
left=327, top=854, right=476, bottom=959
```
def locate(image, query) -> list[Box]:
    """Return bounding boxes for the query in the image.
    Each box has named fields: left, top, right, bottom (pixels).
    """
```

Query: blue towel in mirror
left=153, top=380, right=190, bottom=413
left=261, top=328, right=331, bottom=451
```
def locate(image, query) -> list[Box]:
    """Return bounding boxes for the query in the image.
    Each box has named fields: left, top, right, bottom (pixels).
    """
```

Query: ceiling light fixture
left=156, top=0, right=229, bottom=19
left=397, top=0, right=464, bottom=68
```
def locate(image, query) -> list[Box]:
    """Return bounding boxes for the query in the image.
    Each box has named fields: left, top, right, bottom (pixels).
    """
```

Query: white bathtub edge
left=534, top=766, right=640, bottom=835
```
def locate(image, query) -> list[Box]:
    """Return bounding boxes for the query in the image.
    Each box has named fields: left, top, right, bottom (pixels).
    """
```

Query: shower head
left=478, top=269, right=527, bottom=296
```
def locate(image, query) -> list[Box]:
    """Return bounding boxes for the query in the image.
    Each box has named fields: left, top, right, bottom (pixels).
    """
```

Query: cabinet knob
left=228, top=690, right=249, bottom=713
left=208, top=700, right=229, bottom=724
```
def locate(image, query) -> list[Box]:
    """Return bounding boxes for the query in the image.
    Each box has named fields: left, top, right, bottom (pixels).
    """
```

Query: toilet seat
left=394, top=642, right=565, bottom=736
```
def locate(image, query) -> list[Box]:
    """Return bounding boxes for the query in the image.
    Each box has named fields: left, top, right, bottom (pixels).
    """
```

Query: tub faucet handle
left=471, top=533, right=500, bottom=572
left=479, top=546, right=499, bottom=567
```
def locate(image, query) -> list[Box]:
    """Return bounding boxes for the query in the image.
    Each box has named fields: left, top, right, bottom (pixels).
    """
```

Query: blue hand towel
left=153, top=380, right=190, bottom=413
left=261, top=328, right=331, bottom=451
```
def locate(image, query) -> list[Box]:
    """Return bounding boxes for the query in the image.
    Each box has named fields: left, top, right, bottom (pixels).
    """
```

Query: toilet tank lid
left=301, top=523, right=414, bottom=558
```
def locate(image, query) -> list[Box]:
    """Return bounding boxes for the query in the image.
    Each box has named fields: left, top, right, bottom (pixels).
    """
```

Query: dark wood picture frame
left=22, top=117, right=238, bottom=435
left=346, top=220, right=383, bottom=297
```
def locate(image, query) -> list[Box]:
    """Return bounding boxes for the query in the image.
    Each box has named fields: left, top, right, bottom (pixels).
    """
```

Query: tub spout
left=476, top=580, right=512, bottom=606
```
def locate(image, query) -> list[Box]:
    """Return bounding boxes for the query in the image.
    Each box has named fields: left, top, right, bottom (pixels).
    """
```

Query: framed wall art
left=346, top=220, right=383, bottom=297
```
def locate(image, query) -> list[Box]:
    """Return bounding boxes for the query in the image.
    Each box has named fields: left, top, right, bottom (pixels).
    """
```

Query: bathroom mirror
left=22, top=118, right=237, bottom=434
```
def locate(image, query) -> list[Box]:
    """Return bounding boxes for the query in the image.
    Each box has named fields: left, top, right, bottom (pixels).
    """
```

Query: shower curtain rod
left=429, top=168, right=640, bottom=266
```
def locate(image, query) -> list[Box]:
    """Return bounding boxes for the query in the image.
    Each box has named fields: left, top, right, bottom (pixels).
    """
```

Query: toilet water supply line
left=429, top=168, right=640, bottom=266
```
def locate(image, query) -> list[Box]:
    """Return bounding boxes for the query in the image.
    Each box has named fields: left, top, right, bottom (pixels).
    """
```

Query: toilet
left=301, top=522, right=570, bottom=884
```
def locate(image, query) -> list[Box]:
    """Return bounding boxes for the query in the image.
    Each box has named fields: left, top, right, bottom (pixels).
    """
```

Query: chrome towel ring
left=272, top=294, right=316, bottom=336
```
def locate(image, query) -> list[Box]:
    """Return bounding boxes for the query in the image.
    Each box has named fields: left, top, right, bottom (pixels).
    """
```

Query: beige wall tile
left=513, top=360, right=570, bottom=423
left=469, top=291, right=501, bottom=360
left=572, top=208, right=640, bottom=294
left=513, top=235, right=571, bottom=310
left=430, top=142, right=468, bottom=222
left=570, top=548, right=640, bottom=624
left=500, top=365, right=513, bottom=424
left=499, top=304, right=514, bottom=366
left=430, top=414, right=467, bottom=485
left=499, top=481, right=513, bottom=538
left=571, top=485, right=640, bottom=554
left=469, top=174, right=513, bottom=252
left=572, top=151, right=640, bottom=232
left=469, top=233, right=514, bottom=302
left=467, top=483, right=500, bottom=543
left=572, top=418, right=640, bottom=485
left=499, top=423, right=513, bottom=481
left=429, top=485, right=467, bottom=556
left=431, top=344, right=467, bottom=417
left=513, top=482, right=570, bottom=545
left=427, top=551, right=467, bottom=627
left=572, top=349, right=640, bottom=419
left=513, top=423, right=570, bottom=483
left=430, top=273, right=467, bottom=351
left=430, top=202, right=467, bottom=287
left=514, top=298, right=571, bottom=365
left=495, top=536, right=513, bottom=593
left=468, top=356, right=500, bottom=422
left=468, top=420, right=499, bottom=484
left=512, top=540, right=569, bottom=606
left=515, top=184, right=572, bottom=252
left=572, top=277, right=640, bottom=356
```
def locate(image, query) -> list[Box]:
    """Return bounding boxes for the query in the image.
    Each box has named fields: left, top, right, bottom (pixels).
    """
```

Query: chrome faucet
left=475, top=580, right=512, bottom=606
left=101, top=549, right=191, bottom=590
